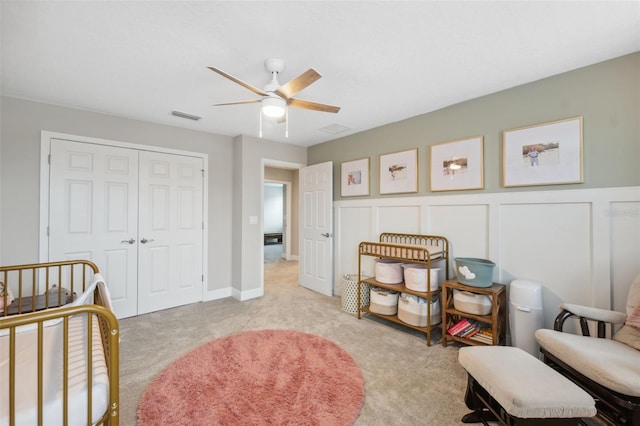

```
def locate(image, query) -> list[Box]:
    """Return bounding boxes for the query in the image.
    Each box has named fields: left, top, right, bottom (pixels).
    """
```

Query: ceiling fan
left=208, top=59, right=341, bottom=123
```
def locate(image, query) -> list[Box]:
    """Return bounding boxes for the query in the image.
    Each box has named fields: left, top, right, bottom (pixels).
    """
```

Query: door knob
left=121, top=238, right=136, bottom=244
left=140, top=238, right=155, bottom=244
left=321, top=233, right=332, bottom=238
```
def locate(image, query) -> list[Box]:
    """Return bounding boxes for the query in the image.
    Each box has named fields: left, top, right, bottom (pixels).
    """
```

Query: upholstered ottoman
left=458, top=346, right=596, bottom=425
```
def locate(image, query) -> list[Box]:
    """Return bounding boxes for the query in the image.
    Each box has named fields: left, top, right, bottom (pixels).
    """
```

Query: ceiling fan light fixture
left=262, top=96, right=286, bottom=118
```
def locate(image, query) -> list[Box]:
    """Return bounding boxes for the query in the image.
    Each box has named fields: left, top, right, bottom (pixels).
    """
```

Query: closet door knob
left=121, top=238, right=136, bottom=244
left=140, top=238, right=155, bottom=244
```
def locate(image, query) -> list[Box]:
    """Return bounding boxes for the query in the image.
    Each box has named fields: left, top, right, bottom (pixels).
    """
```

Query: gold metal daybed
left=0, top=260, right=119, bottom=426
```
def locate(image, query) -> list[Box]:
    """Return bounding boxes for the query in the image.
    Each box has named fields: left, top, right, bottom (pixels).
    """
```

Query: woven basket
left=341, top=274, right=370, bottom=315
left=369, top=287, right=399, bottom=315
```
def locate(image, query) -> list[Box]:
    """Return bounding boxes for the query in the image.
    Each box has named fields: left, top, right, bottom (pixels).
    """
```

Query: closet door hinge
left=48, top=154, right=51, bottom=165
left=47, top=226, right=50, bottom=237
left=201, top=169, right=204, bottom=177
left=201, top=275, right=204, bottom=282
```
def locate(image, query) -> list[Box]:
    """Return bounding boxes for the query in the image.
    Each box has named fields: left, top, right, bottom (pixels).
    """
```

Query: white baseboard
left=232, top=286, right=264, bottom=301
left=203, top=287, right=232, bottom=301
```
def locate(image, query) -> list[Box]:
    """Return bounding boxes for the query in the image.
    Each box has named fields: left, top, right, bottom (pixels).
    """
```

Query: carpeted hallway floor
left=118, top=257, right=472, bottom=425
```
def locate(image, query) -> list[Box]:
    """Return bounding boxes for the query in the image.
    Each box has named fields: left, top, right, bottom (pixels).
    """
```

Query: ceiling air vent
left=318, top=123, right=351, bottom=134
left=171, top=110, right=202, bottom=121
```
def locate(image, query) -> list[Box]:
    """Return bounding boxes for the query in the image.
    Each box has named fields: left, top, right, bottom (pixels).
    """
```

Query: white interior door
left=137, top=151, right=204, bottom=314
left=49, top=139, right=139, bottom=318
left=299, top=161, right=333, bottom=296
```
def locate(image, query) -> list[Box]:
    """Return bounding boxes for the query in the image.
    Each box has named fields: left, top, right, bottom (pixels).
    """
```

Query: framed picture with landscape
left=379, top=148, right=418, bottom=194
left=503, top=116, right=583, bottom=187
left=341, top=157, right=370, bottom=197
left=430, top=136, right=484, bottom=191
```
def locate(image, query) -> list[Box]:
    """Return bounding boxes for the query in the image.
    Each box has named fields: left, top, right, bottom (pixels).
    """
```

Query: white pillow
left=613, top=274, right=640, bottom=350
left=96, top=280, right=114, bottom=313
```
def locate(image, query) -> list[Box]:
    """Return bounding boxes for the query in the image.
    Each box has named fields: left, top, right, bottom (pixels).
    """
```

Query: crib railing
left=1, top=260, right=99, bottom=316
left=0, top=260, right=119, bottom=425
left=1, top=303, right=120, bottom=425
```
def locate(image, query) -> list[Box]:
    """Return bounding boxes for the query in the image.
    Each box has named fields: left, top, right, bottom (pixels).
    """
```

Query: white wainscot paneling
left=377, top=205, right=422, bottom=236
left=500, top=202, right=592, bottom=328
left=335, top=207, right=373, bottom=294
left=610, top=201, right=640, bottom=312
left=428, top=204, right=489, bottom=261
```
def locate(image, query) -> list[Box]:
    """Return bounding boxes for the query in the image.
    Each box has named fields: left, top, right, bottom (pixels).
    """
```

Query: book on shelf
left=447, top=319, right=470, bottom=336
left=468, top=328, right=494, bottom=344
left=448, top=319, right=483, bottom=337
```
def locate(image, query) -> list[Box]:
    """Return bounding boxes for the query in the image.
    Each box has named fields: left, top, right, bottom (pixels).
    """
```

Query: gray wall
left=0, top=96, right=234, bottom=291
left=233, top=135, right=306, bottom=297
left=1, top=97, right=308, bottom=298
left=309, top=52, right=640, bottom=197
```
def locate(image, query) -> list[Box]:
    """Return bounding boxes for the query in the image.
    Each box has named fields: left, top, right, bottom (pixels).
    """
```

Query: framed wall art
left=503, top=116, right=583, bottom=187
left=430, top=136, right=484, bottom=191
left=379, top=148, right=418, bottom=194
left=341, top=157, right=370, bottom=197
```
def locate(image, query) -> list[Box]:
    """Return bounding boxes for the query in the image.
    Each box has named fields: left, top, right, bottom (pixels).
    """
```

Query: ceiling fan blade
left=213, top=100, right=261, bottom=106
left=288, top=98, right=340, bottom=113
left=208, top=66, right=268, bottom=97
left=275, top=68, right=321, bottom=99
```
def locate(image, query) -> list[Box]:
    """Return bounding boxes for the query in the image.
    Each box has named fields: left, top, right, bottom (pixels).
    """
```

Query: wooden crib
left=0, top=260, right=119, bottom=425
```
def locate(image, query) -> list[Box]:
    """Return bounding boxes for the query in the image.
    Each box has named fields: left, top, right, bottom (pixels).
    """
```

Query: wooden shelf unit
left=357, top=233, right=449, bottom=346
left=441, top=279, right=507, bottom=347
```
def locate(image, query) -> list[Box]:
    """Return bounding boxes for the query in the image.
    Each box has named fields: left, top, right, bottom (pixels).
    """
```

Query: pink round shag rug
left=137, top=330, right=365, bottom=426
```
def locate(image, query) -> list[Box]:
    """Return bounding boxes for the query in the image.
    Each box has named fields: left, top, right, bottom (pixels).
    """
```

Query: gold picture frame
left=503, top=117, right=583, bottom=187
left=430, top=136, right=484, bottom=192
left=379, top=148, right=418, bottom=194
left=341, top=157, right=370, bottom=197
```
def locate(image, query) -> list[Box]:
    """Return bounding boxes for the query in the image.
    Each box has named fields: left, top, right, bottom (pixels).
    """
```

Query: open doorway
left=263, top=182, right=286, bottom=263
left=263, top=164, right=300, bottom=290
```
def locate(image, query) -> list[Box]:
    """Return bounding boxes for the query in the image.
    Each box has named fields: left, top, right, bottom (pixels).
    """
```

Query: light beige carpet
left=119, top=260, right=472, bottom=425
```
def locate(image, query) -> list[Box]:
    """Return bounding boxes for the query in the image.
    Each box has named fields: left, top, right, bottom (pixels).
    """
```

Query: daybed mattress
left=0, top=313, right=109, bottom=426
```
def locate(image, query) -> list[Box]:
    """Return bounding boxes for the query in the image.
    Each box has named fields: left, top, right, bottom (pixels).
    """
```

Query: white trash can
left=509, top=279, right=543, bottom=356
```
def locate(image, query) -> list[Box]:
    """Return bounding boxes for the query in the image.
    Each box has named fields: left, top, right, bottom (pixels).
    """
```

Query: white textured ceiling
left=2, top=1, right=639, bottom=147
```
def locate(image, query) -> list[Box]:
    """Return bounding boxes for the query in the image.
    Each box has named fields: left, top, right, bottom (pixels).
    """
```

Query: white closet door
left=137, top=151, right=204, bottom=314
left=49, top=139, right=139, bottom=318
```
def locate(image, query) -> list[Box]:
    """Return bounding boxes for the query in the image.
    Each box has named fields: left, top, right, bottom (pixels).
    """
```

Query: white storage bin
left=369, top=287, right=399, bottom=315
left=397, top=294, right=441, bottom=327
left=374, top=259, right=403, bottom=284
left=402, top=264, right=441, bottom=292
left=453, top=290, right=492, bottom=315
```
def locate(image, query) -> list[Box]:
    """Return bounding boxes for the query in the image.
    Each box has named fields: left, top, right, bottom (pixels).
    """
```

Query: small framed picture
left=503, top=116, right=583, bottom=187
left=341, top=157, right=370, bottom=197
left=379, top=148, right=418, bottom=194
left=430, top=136, right=484, bottom=191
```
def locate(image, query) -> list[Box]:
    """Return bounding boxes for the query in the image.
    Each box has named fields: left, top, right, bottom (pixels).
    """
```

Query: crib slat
left=63, top=316, right=69, bottom=426
left=9, top=328, right=16, bottom=426
left=88, top=313, right=94, bottom=425
left=37, top=321, right=44, bottom=426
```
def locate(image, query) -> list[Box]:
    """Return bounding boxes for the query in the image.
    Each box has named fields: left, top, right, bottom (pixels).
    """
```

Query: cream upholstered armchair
left=535, top=274, right=640, bottom=426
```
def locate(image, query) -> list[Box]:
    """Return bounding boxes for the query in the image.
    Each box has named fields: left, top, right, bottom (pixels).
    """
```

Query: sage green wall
left=309, top=52, right=640, bottom=198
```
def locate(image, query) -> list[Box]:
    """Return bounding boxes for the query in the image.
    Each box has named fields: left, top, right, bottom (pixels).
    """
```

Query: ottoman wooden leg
left=462, top=374, right=498, bottom=425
